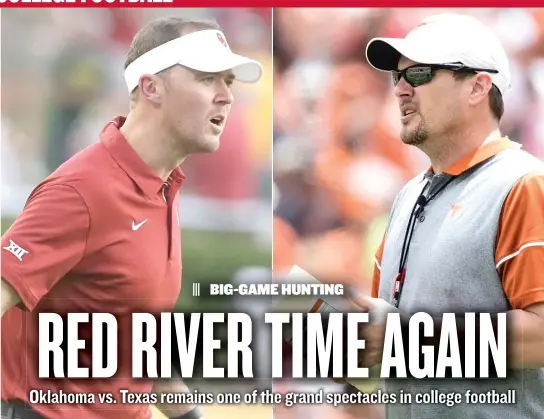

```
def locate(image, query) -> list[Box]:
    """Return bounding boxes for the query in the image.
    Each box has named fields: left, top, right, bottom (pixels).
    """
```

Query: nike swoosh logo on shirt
left=132, top=219, right=148, bottom=231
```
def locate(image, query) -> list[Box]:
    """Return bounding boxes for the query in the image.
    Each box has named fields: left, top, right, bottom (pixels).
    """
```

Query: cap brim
left=366, top=38, right=412, bottom=71
left=179, top=52, right=263, bottom=84
left=228, top=53, right=264, bottom=84
left=366, top=37, right=457, bottom=71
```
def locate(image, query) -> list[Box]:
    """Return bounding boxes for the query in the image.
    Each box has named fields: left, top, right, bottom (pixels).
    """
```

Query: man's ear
left=138, top=74, right=166, bottom=105
left=468, top=73, right=493, bottom=107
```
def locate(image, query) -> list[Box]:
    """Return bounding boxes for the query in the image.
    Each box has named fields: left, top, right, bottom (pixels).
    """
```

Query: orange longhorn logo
left=449, top=202, right=463, bottom=217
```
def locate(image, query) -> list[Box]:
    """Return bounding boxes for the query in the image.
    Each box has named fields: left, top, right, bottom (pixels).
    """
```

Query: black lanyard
left=392, top=175, right=457, bottom=308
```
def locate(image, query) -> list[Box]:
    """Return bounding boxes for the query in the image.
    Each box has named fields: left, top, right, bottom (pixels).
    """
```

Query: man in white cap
left=358, top=13, right=544, bottom=419
left=0, top=17, right=262, bottom=419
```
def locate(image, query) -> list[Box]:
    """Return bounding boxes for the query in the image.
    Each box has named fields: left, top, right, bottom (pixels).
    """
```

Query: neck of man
left=120, top=109, right=188, bottom=182
left=422, top=119, right=502, bottom=174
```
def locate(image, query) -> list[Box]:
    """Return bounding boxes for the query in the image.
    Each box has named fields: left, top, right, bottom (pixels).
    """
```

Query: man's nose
left=394, top=76, right=414, bottom=99
left=215, top=84, right=234, bottom=105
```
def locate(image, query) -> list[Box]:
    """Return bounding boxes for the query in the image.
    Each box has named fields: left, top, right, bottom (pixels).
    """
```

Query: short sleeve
left=273, top=215, right=297, bottom=277
left=495, top=173, right=544, bottom=309
left=371, top=235, right=385, bottom=298
left=1, top=184, right=90, bottom=311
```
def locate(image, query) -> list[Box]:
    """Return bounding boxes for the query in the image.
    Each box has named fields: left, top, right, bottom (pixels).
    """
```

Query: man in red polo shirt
left=1, top=17, right=262, bottom=419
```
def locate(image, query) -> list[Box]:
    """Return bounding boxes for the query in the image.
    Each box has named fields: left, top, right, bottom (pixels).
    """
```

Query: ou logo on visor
left=217, top=33, right=228, bottom=48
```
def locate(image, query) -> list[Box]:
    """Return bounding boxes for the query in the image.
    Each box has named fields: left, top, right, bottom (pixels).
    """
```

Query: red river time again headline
left=38, top=312, right=507, bottom=380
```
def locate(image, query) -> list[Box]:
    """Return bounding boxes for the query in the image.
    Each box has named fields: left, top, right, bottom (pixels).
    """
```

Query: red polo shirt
left=1, top=117, right=184, bottom=419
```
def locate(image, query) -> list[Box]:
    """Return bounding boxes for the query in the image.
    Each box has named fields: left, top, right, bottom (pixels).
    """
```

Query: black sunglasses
left=392, top=63, right=499, bottom=88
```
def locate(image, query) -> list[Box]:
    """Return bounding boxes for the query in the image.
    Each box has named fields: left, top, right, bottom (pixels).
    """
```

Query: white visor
left=124, top=29, right=263, bottom=93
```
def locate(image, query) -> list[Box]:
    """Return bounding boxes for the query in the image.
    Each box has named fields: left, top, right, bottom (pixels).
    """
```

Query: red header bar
left=0, top=1, right=542, bottom=6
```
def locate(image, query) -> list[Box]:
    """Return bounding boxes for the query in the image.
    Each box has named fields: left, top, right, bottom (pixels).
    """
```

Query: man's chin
left=194, top=136, right=221, bottom=153
left=400, top=125, right=427, bottom=146
left=400, top=134, right=417, bottom=145
left=401, top=135, right=426, bottom=146
left=400, top=128, right=414, bottom=144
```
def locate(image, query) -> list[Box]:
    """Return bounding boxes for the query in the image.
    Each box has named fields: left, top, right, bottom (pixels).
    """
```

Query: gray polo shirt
left=374, top=138, right=544, bottom=419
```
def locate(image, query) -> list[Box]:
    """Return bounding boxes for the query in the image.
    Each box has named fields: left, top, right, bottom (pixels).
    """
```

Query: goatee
left=401, top=120, right=428, bottom=146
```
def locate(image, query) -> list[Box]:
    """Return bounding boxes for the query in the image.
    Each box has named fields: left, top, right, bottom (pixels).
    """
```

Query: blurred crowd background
left=273, top=8, right=544, bottom=419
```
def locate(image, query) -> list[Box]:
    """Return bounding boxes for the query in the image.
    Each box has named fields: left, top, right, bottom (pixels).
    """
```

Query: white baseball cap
left=365, top=13, right=511, bottom=96
left=124, top=29, right=263, bottom=93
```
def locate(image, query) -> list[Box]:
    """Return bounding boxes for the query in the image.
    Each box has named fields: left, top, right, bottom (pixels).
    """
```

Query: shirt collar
left=423, top=137, right=521, bottom=179
left=100, top=117, right=186, bottom=198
